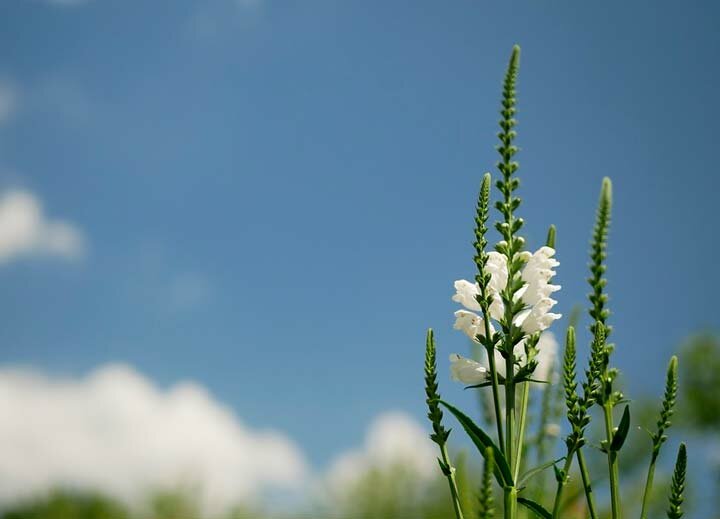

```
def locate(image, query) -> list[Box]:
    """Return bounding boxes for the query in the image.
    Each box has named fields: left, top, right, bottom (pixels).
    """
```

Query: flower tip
left=601, top=177, right=613, bottom=206
left=546, top=224, right=556, bottom=248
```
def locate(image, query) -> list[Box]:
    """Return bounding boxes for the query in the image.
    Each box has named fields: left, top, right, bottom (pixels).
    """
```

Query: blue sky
left=0, top=0, right=718, bottom=490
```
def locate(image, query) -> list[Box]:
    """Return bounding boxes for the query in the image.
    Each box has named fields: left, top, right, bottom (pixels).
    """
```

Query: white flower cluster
left=449, top=246, right=561, bottom=385
left=448, top=331, right=558, bottom=386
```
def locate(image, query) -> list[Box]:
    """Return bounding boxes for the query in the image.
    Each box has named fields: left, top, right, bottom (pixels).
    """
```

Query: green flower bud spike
left=666, top=443, right=687, bottom=519
left=473, top=172, right=505, bottom=452
left=589, top=177, right=612, bottom=337
left=641, top=356, right=679, bottom=519
left=424, top=329, right=465, bottom=519
left=478, top=447, right=495, bottom=519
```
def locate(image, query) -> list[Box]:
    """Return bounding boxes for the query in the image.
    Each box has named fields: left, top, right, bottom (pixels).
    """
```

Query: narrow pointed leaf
left=518, top=497, right=552, bottom=519
left=439, top=400, right=513, bottom=487
left=610, top=405, right=631, bottom=451
left=518, top=457, right=565, bottom=488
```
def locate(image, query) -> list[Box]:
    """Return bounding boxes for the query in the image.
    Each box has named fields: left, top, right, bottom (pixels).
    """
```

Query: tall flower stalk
left=424, top=45, right=688, bottom=519
left=424, top=329, right=464, bottom=519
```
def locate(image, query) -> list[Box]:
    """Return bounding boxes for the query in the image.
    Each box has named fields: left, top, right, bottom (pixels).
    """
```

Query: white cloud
left=0, top=364, right=308, bottom=514
left=324, top=412, right=437, bottom=494
left=0, top=189, right=86, bottom=264
left=0, top=81, right=18, bottom=125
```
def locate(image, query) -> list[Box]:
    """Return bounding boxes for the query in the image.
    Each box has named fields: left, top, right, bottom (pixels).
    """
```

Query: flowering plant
left=424, top=46, right=686, bottom=519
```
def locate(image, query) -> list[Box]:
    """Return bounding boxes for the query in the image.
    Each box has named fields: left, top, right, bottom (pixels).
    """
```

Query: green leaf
left=439, top=400, right=513, bottom=487
left=518, top=497, right=552, bottom=519
left=518, top=457, right=565, bottom=488
left=610, top=405, right=631, bottom=451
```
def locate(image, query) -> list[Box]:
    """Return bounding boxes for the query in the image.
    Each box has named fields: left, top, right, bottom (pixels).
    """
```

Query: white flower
left=453, top=310, right=494, bottom=342
left=521, top=246, right=561, bottom=306
left=449, top=354, right=489, bottom=385
left=514, top=298, right=562, bottom=334
left=451, top=280, right=482, bottom=311
left=486, top=251, right=508, bottom=294
left=452, top=247, right=561, bottom=344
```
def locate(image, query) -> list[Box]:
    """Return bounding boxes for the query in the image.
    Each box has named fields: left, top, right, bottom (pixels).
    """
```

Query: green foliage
left=2, top=491, right=129, bottom=519
left=439, top=400, right=513, bottom=487
left=680, top=333, right=720, bottom=429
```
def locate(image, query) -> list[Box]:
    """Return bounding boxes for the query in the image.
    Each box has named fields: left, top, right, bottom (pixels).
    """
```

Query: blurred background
left=0, top=0, right=718, bottom=517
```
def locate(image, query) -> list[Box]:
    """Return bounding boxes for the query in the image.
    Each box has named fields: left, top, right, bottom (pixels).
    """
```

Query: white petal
left=452, top=279, right=482, bottom=311
left=453, top=310, right=494, bottom=342
left=449, top=354, right=489, bottom=385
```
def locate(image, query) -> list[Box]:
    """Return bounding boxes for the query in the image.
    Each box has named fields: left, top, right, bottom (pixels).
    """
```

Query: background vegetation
left=3, top=334, right=717, bottom=519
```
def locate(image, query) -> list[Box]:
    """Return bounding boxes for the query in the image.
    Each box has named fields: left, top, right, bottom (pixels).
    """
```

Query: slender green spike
left=495, top=45, right=523, bottom=253
left=642, top=356, right=680, bottom=519
left=424, top=329, right=465, bottom=519
left=478, top=447, right=495, bottom=519
left=472, top=171, right=505, bottom=453
left=425, top=329, right=449, bottom=446
left=588, top=178, right=612, bottom=336
left=587, top=322, right=607, bottom=399
left=546, top=224, right=556, bottom=248
left=666, top=443, right=687, bottom=519
left=473, top=173, right=492, bottom=278
left=653, top=356, right=679, bottom=453
left=562, top=327, right=578, bottom=423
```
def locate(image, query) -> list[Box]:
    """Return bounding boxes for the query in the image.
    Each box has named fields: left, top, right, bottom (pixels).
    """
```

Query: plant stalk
left=513, top=380, right=530, bottom=482
left=576, top=448, right=599, bottom=519
left=639, top=452, right=659, bottom=519
left=483, top=314, right=505, bottom=453
left=504, top=353, right=516, bottom=519
left=503, top=486, right=517, bottom=519
left=440, top=444, right=465, bottom=519
left=504, top=355, right=515, bottom=473
left=551, top=453, right=574, bottom=518
left=602, top=404, right=622, bottom=519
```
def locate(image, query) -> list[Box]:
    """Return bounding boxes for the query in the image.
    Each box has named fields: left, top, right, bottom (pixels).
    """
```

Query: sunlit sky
left=0, top=0, right=718, bottom=489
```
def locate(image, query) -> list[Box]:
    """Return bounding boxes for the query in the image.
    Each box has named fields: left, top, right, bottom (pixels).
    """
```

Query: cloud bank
left=0, top=190, right=86, bottom=264
left=325, top=412, right=437, bottom=493
left=0, top=364, right=308, bottom=514
left=0, top=363, right=437, bottom=514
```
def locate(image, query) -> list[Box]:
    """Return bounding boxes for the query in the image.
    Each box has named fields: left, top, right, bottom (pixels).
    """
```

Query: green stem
left=440, top=444, right=465, bottom=519
left=504, top=355, right=515, bottom=472
left=603, top=404, right=622, bottom=519
left=640, top=452, right=659, bottom=519
left=551, top=453, right=574, bottom=518
left=483, top=311, right=505, bottom=452
left=513, top=381, right=530, bottom=482
left=503, top=486, right=517, bottom=519
left=504, top=353, right=516, bottom=519
left=576, top=448, right=599, bottom=519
